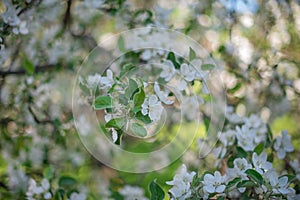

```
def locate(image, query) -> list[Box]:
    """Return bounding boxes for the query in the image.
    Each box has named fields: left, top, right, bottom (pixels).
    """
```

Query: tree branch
left=0, top=64, right=59, bottom=77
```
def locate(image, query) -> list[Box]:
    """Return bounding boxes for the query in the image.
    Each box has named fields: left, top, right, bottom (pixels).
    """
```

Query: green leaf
left=114, top=129, right=123, bottom=145
left=189, top=47, right=196, bottom=61
left=120, top=63, right=138, bottom=78
left=23, top=57, right=35, bottom=75
left=58, top=176, right=77, bottom=188
left=237, top=180, right=257, bottom=188
left=133, top=88, right=145, bottom=107
left=227, top=156, right=235, bottom=168
left=236, top=146, right=248, bottom=158
left=149, top=180, right=165, bottom=200
left=217, top=196, right=225, bottom=200
left=135, top=111, right=151, bottom=124
left=201, top=64, right=214, bottom=70
left=130, top=123, right=147, bottom=137
left=226, top=177, right=242, bottom=189
left=167, top=52, right=180, bottom=69
left=43, top=166, right=55, bottom=180
left=254, top=143, right=265, bottom=155
left=118, top=36, right=126, bottom=52
left=94, top=95, right=113, bottom=110
left=265, top=124, right=273, bottom=148
left=245, top=169, right=264, bottom=185
left=105, top=118, right=125, bottom=129
left=79, top=82, right=90, bottom=95
left=125, top=79, right=139, bottom=99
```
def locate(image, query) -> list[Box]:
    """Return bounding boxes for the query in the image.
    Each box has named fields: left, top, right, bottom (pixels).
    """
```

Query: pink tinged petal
left=216, top=185, right=226, bottom=193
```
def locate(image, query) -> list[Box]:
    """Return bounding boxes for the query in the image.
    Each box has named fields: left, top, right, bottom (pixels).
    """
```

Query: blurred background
left=0, top=0, right=299, bottom=199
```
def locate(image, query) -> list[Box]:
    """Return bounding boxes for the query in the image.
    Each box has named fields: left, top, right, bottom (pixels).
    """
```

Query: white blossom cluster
left=119, top=185, right=148, bottom=200
left=1, top=0, right=29, bottom=35
left=26, top=178, right=52, bottom=200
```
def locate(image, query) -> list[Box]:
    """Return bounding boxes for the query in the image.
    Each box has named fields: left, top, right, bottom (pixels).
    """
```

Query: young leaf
left=254, top=143, right=265, bottom=155
left=149, top=180, right=165, bottom=200
left=119, top=63, right=137, bottom=78
left=133, top=88, right=145, bottom=107
left=201, top=64, right=214, bottom=70
left=125, top=79, right=139, bottom=99
left=226, top=177, right=242, bottom=189
left=130, top=123, right=147, bottom=137
left=236, top=146, right=248, bottom=158
left=189, top=47, right=196, bottom=61
left=118, top=36, right=126, bottom=52
left=43, top=165, right=55, bottom=180
left=135, top=111, right=151, bottom=124
left=105, top=118, right=125, bottom=129
left=58, top=176, right=77, bottom=188
left=245, top=169, right=264, bottom=185
left=94, top=96, right=113, bottom=110
left=237, top=180, right=257, bottom=188
left=167, top=52, right=180, bottom=69
left=23, top=57, right=35, bottom=75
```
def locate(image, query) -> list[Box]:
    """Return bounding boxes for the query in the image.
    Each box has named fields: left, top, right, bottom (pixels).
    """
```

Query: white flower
left=166, top=164, right=196, bottom=200
left=189, top=59, right=208, bottom=80
left=233, top=158, right=252, bottom=179
left=219, top=129, right=236, bottom=146
left=225, top=106, right=244, bottom=124
left=160, top=60, right=176, bottom=82
left=141, top=95, right=163, bottom=122
left=235, top=125, right=255, bottom=151
left=87, top=73, right=102, bottom=89
left=111, top=128, right=118, bottom=143
left=99, top=70, right=114, bottom=89
left=290, top=160, right=300, bottom=180
left=243, top=114, right=266, bottom=144
left=274, top=130, right=294, bottom=159
left=264, top=170, right=294, bottom=195
left=140, top=49, right=152, bottom=60
left=181, top=96, right=202, bottom=120
left=180, top=63, right=195, bottom=82
left=154, top=82, right=173, bottom=105
left=119, top=185, right=148, bottom=200
left=84, top=0, right=104, bottom=8
left=69, top=192, right=87, bottom=200
left=26, top=178, right=51, bottom=199
left=252, top=152, right=272, bottom=174
left=203, top=171, right=226, bottom=194
left=1, top=0, right=20, bottom=26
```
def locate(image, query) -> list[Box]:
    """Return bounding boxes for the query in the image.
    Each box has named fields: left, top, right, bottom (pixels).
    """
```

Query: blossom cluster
left=164, top=113, right=299, bottom=200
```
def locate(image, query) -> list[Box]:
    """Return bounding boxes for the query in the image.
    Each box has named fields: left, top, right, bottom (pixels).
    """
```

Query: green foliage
left=149, top=180, right=165, bottom=200
left=94, top=95, right=113, bottom=110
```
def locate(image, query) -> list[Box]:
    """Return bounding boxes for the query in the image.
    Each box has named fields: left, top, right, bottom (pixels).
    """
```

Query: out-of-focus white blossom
left=26, top=178, right=51, bottom=200
left=69, top=192, right=87, bottom=200
left=290, top=160, right=300, bottom=180
left=119, top=185, right=148, bottom=200
left=274, top=130, right=294, bottom=159
left=154, top=82, right=173, bottom=105
left=181, top=96, right=201, bottom=120
left=160, top=60, right=176, bottom=82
